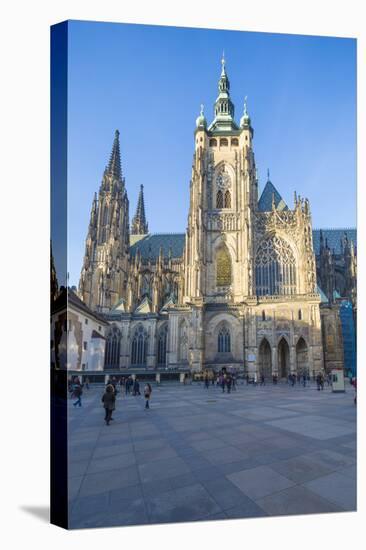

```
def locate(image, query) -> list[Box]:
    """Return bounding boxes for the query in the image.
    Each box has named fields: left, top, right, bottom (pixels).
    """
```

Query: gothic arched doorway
left=258, top=339, right=272, bottom=379
left=296, top=337, right=309, bottom=376
left=278, top=338, right=290, bottom=379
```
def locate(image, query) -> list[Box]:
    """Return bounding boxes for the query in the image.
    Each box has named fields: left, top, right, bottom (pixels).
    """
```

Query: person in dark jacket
left=102, top=384, right=116, bottom=425
left=72, top=382, right=83, bottom=407
left=144, top=383, right=152, bottom=409
left=133, top=378, right=140, bottom=396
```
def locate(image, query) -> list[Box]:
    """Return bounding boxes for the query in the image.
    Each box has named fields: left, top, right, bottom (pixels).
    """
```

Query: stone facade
left=78, top=58, right=355, bottom=378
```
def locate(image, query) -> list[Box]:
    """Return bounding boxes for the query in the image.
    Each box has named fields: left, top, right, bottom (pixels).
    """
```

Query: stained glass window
left=216, top=247, right=232, bottom=287
left=216, top=190, right=223, bottom=208
left=131, top=325, right=147, bottom=365
left=218, top=327, right=231, bottom=352
left=157, top=325, right=168, bottom=365
left=224, top=190, right=231, bottom=208
left=105, top=326, right=121, bottom=369
left=255, top=236, right=296, bottom=296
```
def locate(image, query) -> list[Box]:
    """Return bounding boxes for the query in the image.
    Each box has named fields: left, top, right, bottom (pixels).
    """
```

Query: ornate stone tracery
left=255, top=236, right=297, bottom=296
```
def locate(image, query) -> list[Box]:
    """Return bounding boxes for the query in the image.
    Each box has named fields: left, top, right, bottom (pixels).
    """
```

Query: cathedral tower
left=79, top=130, right=130, bottom=311
left=183, top=55, right=258, bottom=304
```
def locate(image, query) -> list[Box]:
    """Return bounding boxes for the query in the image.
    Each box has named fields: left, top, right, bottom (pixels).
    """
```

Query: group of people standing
left=101, top=378, right=153, bottom=425
left=202, top=371, right=237, bottom=393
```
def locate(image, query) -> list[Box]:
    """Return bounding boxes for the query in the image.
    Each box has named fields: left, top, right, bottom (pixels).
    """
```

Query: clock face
left=216, top=170, right=231, bottom=190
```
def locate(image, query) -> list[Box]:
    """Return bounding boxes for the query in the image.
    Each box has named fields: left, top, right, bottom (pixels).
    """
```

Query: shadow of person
left=20, top=506, right=49, bottom=523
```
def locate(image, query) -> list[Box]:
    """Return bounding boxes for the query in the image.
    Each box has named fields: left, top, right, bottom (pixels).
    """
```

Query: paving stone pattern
left=67, top=381, right=356, bottom=529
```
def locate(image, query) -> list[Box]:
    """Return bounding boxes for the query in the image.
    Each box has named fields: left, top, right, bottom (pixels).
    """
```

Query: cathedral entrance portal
left=258, top=339, right=272, bottom=379
left=278, top=338, right=290, bottom=379
left=296, top=337, right=309, bottom=376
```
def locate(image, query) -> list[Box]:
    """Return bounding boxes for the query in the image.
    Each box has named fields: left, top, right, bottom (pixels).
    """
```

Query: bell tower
left=79, top=130, right=130, bottom=311
left=183, top=56, right=258, bottom=304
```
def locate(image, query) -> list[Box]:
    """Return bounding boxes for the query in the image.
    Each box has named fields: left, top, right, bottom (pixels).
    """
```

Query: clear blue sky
left=67, top=20, right=356, bottom=287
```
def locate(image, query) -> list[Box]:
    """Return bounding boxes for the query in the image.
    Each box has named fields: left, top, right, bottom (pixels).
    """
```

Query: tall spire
left=107, top=129, right=122, bottom=180
left=208, top=55, right=238, bottom=132
left=131, top=184, right=149, bottom=235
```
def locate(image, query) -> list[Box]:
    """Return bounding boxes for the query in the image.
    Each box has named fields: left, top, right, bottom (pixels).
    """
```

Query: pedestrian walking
left=316, top=373, right=321, bottom=390
left=133, top=378, right=141, bottom=396
left=221, top=373, right=227, bottom=393
left=85, top=376, right=90, bottom=390
left=204, top=374, right=210, bottom=389
left=260, top=374, right=265, bottom=386
left=72, top=381, right=83, bottom=407
left=232, top=374, right=236, bottom=390
left=102, top=384, right=116, bottom=425
left=144, top=382, right=152, bottom=409
left=226, top=374, right=232, bottom=394
left=302, top=373, right=306, bottom=387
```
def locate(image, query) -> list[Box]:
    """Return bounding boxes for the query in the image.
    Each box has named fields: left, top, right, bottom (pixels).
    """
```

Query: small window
left=298, top=309, right=302, bottom=320
left=224, top=190, right=231, bottom=208
left=200, top=137, right=203, bottom=142
left=245, top=135, right=248, bottom=141
left=82, top=363, right=86, bottom=370
left=85, top=318, right=88, bottom=325
left=98, top=325, right=101, bottom=331
left=83, top=341, right=87, bottom=351
left=231, top=138, right=239, bottom=146
left=209, top=138, right=217, bottom=147
left=216, top=190, right=224, bottom=209
left=220, top=138, right=228, bottom=147
left=262, top=310, right=266, bottom=321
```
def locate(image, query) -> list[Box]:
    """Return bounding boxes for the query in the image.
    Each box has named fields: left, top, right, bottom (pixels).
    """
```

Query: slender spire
left=131, top=184, right=149, bottom=235
left=208, top=55, right=238, bottom=131
left=107, top=129, right=122, bottom=180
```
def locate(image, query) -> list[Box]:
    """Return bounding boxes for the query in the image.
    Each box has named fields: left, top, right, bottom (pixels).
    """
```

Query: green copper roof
left=129, top=233, right=185, bottom=259
left=129, top=229, right=356, bottom=261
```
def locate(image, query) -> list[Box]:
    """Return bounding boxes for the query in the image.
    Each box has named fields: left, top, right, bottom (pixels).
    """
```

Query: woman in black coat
left=102, top=384, right=116, bottom=425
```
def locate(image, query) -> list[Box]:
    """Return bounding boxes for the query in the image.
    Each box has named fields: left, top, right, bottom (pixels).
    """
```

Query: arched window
left=298, top=309, right=302, bottom=320
left=157, top=325, right=168, bottom=365
left=216, top=190, right=223, bottom=208
left=220, top=138, right=228, bottom=147
left=218, top=327, right=231, bottom=353
left=216, top=246, right=232, bottom=287
left=255, top=236, right=297, bottom=296
left=209, top=138, right=217, bottom=147
left=131, top=325, right=148, bottom=365
left=105, top=326, right=121, bottom=369
left=231, top=138, right=239, bottom=146
left=178, top=320, right=188, bottom=362
left=262, top=310, right=266, bottom=321
left=224, top=190, right=231, bottom=208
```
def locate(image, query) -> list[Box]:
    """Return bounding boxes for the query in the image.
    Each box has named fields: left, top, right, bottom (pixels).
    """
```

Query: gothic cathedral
left=79, top=58, right=354, bottom=378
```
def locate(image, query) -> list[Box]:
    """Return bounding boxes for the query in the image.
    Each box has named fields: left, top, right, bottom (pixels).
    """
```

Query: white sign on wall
left=248, top=354, right=256, bottom=362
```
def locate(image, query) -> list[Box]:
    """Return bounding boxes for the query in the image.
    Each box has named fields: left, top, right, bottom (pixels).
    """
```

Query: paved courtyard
left=68, top=380, right=356, bottom=529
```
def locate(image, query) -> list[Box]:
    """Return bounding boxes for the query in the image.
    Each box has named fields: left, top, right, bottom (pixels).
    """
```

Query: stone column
left=290, top=345, right=296, bottom=374
left=272, top=346, right=278, bottom=376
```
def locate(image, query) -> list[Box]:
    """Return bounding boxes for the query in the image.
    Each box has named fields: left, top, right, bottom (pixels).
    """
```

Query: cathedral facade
left=78, top=59, right=356, bottom=378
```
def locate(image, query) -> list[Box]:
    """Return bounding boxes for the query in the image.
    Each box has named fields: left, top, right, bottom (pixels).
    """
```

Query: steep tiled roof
left=129, top=233, right=185, bottom=260
left=129, top=228, right=356, bottom=260
left=258, top=181, right=288, bottom=212
left=312, top=229, right=357, bottom=255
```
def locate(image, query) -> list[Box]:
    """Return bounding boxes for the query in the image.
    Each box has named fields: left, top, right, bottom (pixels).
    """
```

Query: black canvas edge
left=50, top=20, right=69, bottom=530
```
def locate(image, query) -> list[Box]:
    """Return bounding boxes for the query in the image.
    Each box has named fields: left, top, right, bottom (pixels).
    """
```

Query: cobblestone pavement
left=67, top=380, right=356, bottom=529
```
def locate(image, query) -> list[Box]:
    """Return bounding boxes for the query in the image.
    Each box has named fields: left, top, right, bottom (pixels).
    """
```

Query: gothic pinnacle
left=107, top=129, right=122, bottom=180
left=131, top=184, right=149, bottom=235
